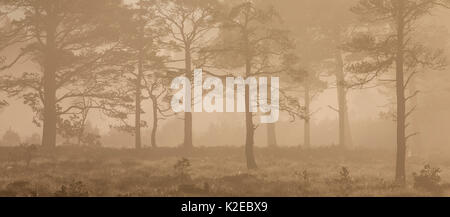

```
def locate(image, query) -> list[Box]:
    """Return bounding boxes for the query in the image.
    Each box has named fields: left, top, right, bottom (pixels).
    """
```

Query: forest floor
left=0, top=145, right=449, bottom=197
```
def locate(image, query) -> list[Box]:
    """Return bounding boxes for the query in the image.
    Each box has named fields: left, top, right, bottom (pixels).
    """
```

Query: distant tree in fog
left=278, top=0, right=358, bottom=149
left=25, top=133, right=41, bottom=145
left=156, top=0, right=223, bottom=148
left=282, top=39, right=328, bottom=148
left=101, top=0, right=168, bottom=149
left=299, top=70, right=326, bottom=148
left=1, top=128, right=21, bottom=146
left=209, top=1, right=293, bottom=169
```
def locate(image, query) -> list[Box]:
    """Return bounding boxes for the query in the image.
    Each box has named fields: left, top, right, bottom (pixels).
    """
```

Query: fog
left=1, top=0, right=449, bottom=157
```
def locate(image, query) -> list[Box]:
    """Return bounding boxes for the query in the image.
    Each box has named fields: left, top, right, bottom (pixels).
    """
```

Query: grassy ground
left=0, top=145, right=449, bottom=197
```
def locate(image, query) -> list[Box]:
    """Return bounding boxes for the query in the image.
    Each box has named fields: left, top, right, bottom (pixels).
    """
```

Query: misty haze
left=0, top=0, right=450, bottom=197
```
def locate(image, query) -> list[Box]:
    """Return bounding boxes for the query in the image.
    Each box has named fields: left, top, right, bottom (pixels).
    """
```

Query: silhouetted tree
left=0, top=0, right=126, bottom=147
left=346, top=0, right=449, bottom=184
left=101, top=0, right=168, bottom=149
left=302, top=73, right=327, bottom=148
left=156, top=0, right=222, bottom=148
left=145, top=76, right=174, bottom=148
left=212, top=1, right=292, bottom=169
left=276, top=0, right=358, bottom=149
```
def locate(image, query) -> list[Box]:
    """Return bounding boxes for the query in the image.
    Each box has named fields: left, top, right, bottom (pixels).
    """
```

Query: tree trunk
left=244, top=40, right=257, bottom=169
left=42, top=15, right=58, bottom=148
left=184, top=45, right=193, bottom=148
left=395, top=0, right=406, bottom=184
left=304, top=83, right=311, bottom=148
left=245, top=85, right=257, bottom=169
left=151, top=96, right=158, bottom=148
left=77, top=113, right=87, bottom=146
left=407, top=77, right=421, bottom=157
left=335, top=50, right=353, bottom=148
left=134, top=49, right=143, bottom=149
left=242, top=27, right=257, bottom=170
left=266, top=81, right=277, bottom=147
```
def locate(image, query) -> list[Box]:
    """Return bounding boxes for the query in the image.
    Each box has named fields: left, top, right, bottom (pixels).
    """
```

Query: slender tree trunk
left=184, top=45, right=193, bottom=148
left=266, top=81, right=277, bottom=147
left=42, top=15, right=58, bottom=148
left=135, top=49, right=143, bottom=149
left=304, top=83, right=311, bottom=148
left=395, top=0, right=406, bottom=184
left=244, top=40, right=257, bottom=169
left=77, top=112, right=87, bottom=146
left=242, top=27, right=257, bottom=169
left=245, top=85, right=257, bottom=169
left=407, top=77, right=420, bottom=157
left=77, top=131, right=83, bottom=146
left=77, top=124, right=86, bottom=146
left=335, top=50, right=353, bottom=148
left=151, top=96, right=158, bottom=148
